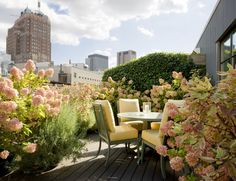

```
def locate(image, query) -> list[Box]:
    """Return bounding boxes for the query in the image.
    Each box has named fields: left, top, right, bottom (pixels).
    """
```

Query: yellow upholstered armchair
left=117, top=98, right=146, bottom=131
left=140, top=99, right=185, bottom=179
left=93, top=100, right=139, bottom=165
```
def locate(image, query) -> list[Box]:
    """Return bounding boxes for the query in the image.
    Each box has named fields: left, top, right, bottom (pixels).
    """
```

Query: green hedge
left=103, top=52, right=205, bottom=91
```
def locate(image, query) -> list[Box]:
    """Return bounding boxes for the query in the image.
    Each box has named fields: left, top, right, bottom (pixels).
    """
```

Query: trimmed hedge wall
left=103, top=52, right=205, bottom=91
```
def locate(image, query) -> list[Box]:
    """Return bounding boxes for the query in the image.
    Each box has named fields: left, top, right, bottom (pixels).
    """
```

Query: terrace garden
left=0, top=53, right=235, bottom=181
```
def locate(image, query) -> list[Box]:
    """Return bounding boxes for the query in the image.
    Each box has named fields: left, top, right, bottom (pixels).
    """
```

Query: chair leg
left=140, top=141, right=145, bottom=164
left=96, top=137, right=102, bottom=157
left=160, top=155, right=166, bottom=180
left=125, top=142, right=128, bottom=153
left=137, top=138, right=140, bottom=160
left=105, top=143, right=110, bottom=166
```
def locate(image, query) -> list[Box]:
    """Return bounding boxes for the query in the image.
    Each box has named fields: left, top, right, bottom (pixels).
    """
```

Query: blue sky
left=0, top=0, right=218, bottom=67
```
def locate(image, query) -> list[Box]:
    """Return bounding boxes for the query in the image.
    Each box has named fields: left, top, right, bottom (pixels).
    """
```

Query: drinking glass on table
left=143, top=102, right=151, bottom=113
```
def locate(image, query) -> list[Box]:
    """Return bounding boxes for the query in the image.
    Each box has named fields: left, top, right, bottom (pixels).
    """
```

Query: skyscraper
left=85, top=54, right=108, bottom=71
left=6, top=5, right=51, bottom=64
left=117, top=50, right=136, bottom=65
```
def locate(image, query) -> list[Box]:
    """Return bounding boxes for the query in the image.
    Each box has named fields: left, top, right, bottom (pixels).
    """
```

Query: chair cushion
left=142, top=129, right=162, bottom=146
left=109, top=125, right=138, bottom=141
left=95, top=100, right=115, bottom=132
left=120, top=120, right=144, bottom=131
left=151, top=122, right=160, bottom=130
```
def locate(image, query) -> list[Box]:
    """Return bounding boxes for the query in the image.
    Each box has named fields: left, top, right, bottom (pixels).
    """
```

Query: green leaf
left=216, top=147, right=226, bottom=159
left=200, top=156, right=215, bottom=163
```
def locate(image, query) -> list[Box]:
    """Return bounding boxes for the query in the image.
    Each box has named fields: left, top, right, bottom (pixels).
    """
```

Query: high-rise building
left=6, top=5, right=51, bottom=64
left=117, top=50, right=136, bottom=65
left=85, top=54, right=108, bottom=71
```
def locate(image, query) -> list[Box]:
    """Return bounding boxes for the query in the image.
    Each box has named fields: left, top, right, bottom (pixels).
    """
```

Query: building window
left=220, top=30, right=236, bottom=71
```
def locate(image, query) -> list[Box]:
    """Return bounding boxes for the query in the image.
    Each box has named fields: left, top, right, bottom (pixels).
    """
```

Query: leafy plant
left=18, top=103, right=85, bottom=172
left=156, top=65, right=236, bottom=180
left=103, top=52, right=204, bottom=92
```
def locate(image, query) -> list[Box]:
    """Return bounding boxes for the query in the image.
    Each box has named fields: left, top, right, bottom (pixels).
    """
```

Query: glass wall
left=221, top=30, right=236, bottom=71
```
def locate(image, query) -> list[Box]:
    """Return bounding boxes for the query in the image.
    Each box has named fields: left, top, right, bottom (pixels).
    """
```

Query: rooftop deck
left=1, top=133, right=177, bottom=181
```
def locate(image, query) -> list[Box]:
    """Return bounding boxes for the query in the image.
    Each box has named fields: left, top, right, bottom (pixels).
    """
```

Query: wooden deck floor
left=1, top=133, right=177, bottom=181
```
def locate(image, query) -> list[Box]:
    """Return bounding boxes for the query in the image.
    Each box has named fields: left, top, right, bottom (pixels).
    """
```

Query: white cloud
left=110, top=36, right=118, bottom=41
left=0, top=0, right=190, bottom=50
left=197, top=2, right=205, bottom=9
left=137, top=26, right=154, bottom=37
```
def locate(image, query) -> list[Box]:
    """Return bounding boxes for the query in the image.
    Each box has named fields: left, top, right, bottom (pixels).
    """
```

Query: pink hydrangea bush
left=0, top=59, right=66, bottom=161
left=156, top=66, right=236, bottom=180
left=96, top=71, right=185, bottom=114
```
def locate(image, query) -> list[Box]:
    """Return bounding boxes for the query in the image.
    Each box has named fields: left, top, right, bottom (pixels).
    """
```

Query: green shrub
left=103, top=52, right=205, bottom=91
left=56, top=84, right=98, bottom=132
left=18, top=103, right=85, bottom=172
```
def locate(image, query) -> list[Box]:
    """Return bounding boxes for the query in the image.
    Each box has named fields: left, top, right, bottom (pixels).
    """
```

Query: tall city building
left=6, top=3, right=51, bottom=64
left=117, top=50, right=136, bottom=65
left=85, top=54, right=108, bottom=71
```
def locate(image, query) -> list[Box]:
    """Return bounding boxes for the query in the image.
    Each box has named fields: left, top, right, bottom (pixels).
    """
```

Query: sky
left=0, top=0, right=218, bottom=67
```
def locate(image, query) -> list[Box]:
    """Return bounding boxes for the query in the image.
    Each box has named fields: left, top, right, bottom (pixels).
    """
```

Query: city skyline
left=0, top=0, right=218, bottom=67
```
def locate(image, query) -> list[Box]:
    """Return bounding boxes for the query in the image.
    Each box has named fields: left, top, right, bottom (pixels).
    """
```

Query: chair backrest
left=94, top=100, right=116, bottom=132
left=158, top=99, right=185, bottom=140
left=118, top=99, right=140, bottom=122
left=93, top=102, right=110, bottom=141
left=118, top=99, right=140, bottom=112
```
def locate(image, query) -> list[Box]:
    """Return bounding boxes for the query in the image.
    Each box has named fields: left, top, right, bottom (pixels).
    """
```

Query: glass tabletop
left=117, top=112, right=162, bottom=121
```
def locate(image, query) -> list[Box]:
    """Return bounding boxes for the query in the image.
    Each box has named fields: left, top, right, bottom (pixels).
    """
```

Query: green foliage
left=157, top=66, right=236, bottom=180
left=56, top=84, right=98, bottom=132
left=18, top=104, right=85, bottom=172
left=103, top=52, right=204, bottom=91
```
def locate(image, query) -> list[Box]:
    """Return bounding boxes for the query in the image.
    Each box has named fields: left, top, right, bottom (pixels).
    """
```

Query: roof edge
left=195, top=0, right=221, bottom=48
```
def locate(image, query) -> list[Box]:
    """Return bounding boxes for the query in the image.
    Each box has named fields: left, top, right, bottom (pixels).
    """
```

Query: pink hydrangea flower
left=3, top=87, right=18, bottom=99
left=35, top=88, right=46, bottom=97
left=38, top=69, right=45, bottom=78
left=201, top=165, right=215, bottom=175
left=156, top=145, right=168, bottom=156
left=0, top=150, right=9, bottom=159
left=167, top=129, right=176, bottom=137
left=170, top=156, right=184, bottom=171
left=45, top=68, right=54, bottom=77
left=32, top=95, right=44, bottom=106
left=10, top=66, right=23, bottom=80
left=167, top=139, right=175, bottom=148
left=182, top=122, right=194, bottom=133
left=185, top=152, right=199, bottom=167
left=23, top=143, right=37, bottom=153
left=160, top=121, right=174, bottom=135
left=0, top=101, right=17, bottom=112
left=46, top=90, right=54, bottom=99
left=20, top=88, right=30, bottom=96
left=7, top=118, right=23, bottom=132
left=178, top=176, right=186, bottom=181
left=24, top=59, right=36, bottom=72
left=175, top=136, right=182, bottom=148
left=4, top=78, right=13, bottom=88
left=62, top=95, right=70, bottom=102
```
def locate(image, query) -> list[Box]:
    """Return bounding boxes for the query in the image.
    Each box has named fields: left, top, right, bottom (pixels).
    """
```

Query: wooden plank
left=109, top=153, right=134, bottom=180
left=99, top=150, right=134, bottom=180
left=70, top=148, right=121, bottom=181
left=119, top=155, right=138, bottom=181
left=130, top=156, right=149, bottom=181
left=152, top=157, right=164, bottom=181
left=142, top=156, right=157, bottom=181
left=84, top=147, right=123, bottom=181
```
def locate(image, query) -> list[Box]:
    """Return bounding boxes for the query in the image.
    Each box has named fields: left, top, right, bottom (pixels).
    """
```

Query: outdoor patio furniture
left=150, top=122, right=160, bottom=130
left=117, top=98, right=146, bottom=131
left=140, top=99, right=185, bottom=179
left=93, top=100, right=139, bottom=166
